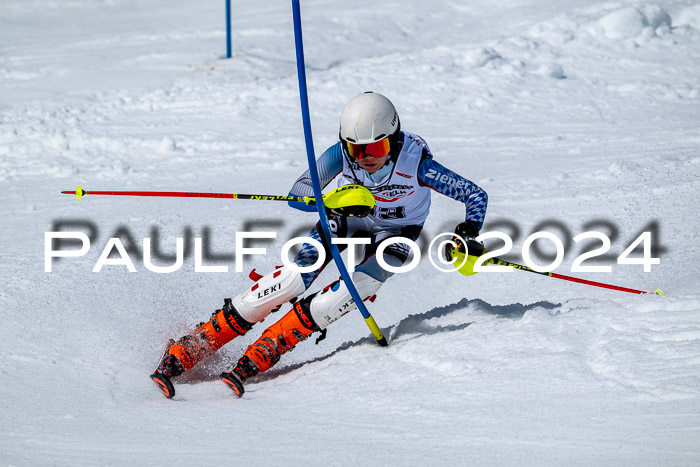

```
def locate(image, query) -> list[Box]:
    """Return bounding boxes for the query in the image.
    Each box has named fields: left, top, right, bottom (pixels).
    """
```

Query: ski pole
left=62, top=186, right=315, bottom=204
left=489, top=257, right=664, bottom=295
left=291, top=0, right=386, bottom=346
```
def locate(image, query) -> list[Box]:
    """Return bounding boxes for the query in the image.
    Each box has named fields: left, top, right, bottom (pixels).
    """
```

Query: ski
left=150, top=339, right=177, bottom=399
left=150, top=372, right=175, bottom=399
left=220, top=372, right=245, bottom=398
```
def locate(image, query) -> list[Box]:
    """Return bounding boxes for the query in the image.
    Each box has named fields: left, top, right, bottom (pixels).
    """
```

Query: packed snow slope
left=2, top=0, right=700, bottom=465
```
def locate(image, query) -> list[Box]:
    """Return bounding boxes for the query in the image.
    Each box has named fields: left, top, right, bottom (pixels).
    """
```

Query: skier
left=151, top=92, right=488, bottom=398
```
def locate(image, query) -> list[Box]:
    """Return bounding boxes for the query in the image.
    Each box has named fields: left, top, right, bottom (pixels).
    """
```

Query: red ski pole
left=490, top=257, right=663, bottom=295
left=61, top=186, right=311, bottom=203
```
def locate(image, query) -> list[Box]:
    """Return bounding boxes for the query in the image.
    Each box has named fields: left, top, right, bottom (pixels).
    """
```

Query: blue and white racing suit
left=282, top=131, right=488, bottom=328
left=232, top=131, right=488, bottom=329
left=288, top=131, right=488, bottom=283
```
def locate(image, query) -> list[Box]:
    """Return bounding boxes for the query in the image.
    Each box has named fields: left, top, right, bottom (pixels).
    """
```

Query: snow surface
left=2, top=0, right=700, bottom=465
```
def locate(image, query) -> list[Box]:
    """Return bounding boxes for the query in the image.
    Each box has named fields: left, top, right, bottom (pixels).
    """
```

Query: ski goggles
left=345, top=137, right=391, bottom=160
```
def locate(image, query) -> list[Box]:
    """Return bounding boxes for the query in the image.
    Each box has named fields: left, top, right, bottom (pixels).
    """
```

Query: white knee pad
left=309, top=272, right=383, bottom=329
left=232, top=266, right=306, bottom=324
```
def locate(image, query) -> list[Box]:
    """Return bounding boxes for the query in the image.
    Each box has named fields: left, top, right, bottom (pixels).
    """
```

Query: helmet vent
left=346, top=137, right=356, bottom=142
left=374, top=134, right=386, bottom=141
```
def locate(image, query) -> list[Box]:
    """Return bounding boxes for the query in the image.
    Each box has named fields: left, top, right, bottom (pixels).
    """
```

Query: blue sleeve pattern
left=287, top=143, right=344, bottom=212
left=417, top=156, right=488, bottom=229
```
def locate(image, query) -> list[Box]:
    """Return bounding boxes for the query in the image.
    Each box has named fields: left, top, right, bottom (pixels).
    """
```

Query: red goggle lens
left=346, top=138, right=391, bottom=160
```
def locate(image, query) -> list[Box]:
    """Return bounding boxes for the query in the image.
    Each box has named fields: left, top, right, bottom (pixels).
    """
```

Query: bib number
left=376, top=206, right=406, bottom=220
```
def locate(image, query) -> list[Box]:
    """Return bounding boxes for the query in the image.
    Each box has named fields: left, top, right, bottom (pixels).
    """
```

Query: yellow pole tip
left=654, top=289, right=664, bottom=296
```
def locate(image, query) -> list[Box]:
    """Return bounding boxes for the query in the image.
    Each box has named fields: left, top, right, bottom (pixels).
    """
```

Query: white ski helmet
left=339, top=92, right=400, bottom=149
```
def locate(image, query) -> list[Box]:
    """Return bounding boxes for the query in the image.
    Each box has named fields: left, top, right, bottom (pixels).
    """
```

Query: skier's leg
left=220, top=294, right=320, bottom=395
left=303, top=225, right=420, bottom=331
left=220, top=270, right=384, bottom=396
left=156, top=265, right=307, bottom=379
left=219, top=224, right=424, bottom=395
left=155, top=223, right=336, bottom=381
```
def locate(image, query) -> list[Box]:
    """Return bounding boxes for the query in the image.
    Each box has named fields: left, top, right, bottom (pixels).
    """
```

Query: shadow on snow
left=252, top=297, right=560, bottom=383
left=179, top=297, right=559, bottom=383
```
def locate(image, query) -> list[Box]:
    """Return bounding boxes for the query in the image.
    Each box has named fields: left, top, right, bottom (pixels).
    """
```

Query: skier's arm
left=288, top=143, right=344, bottom=212
left=417, top=150, right=488, bottom=229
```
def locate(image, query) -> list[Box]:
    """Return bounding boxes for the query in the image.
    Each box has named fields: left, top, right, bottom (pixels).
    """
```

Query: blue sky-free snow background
left=1, top=0, right=700, bottom=464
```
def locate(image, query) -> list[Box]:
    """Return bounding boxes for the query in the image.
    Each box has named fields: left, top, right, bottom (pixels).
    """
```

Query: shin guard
left=309, top=272, right=383, bottom=329
left=232, top=266, right=306, bottom=324
left=168, top=299, right=253, bottom=372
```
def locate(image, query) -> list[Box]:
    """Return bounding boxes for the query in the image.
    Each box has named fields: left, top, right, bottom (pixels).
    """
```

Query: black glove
left=326, top=205, right=373, bottom=218
left=326, top=212, right=348, bottom=236
left=445, top=220, right=485, bottom=261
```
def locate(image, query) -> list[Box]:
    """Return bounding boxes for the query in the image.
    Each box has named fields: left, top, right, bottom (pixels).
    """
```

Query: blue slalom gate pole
left=225, top=0, right=232, bottom=58
left=290, top=0, right=387, bottom=346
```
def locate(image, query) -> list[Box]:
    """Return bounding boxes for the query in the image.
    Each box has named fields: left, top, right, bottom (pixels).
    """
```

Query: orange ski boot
left=151, top=298, right=253, bottom=398
left=220, top=295, right=320, bottom=397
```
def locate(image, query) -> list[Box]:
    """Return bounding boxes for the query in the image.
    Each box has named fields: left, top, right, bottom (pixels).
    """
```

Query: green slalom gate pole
left=291, top=0, right=387, bottom=346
